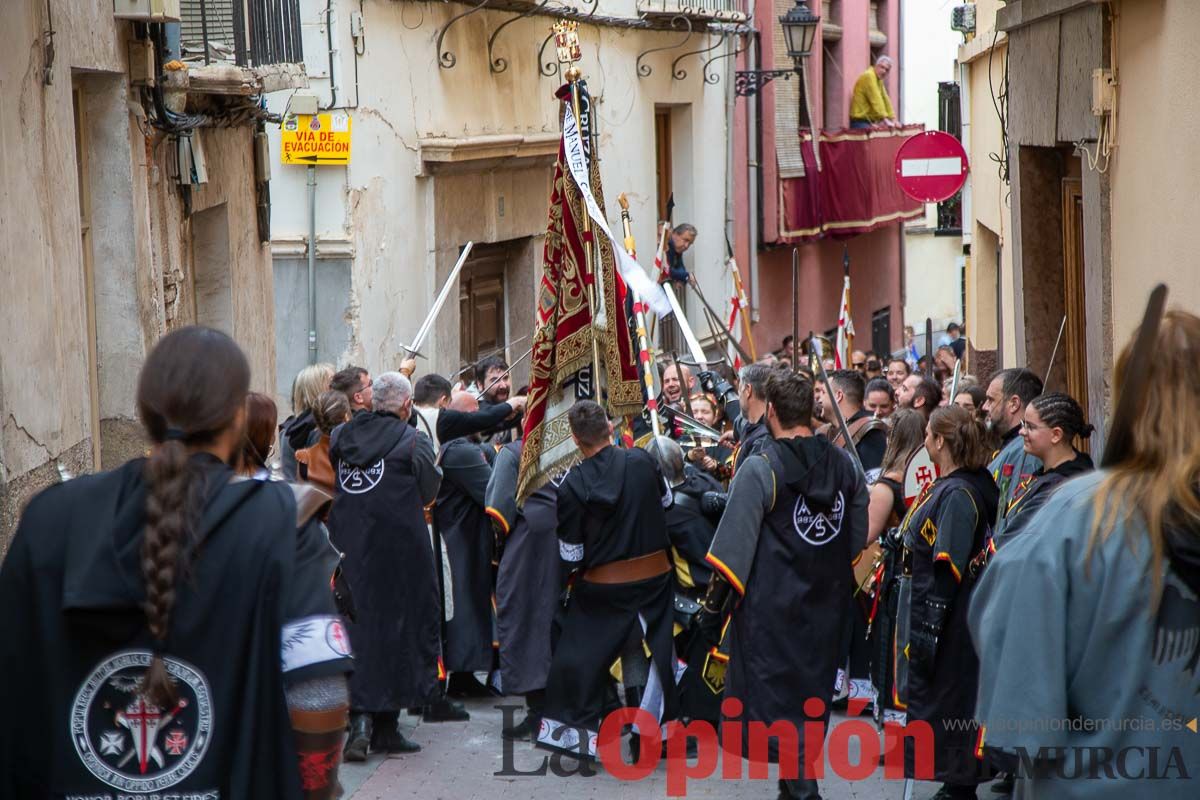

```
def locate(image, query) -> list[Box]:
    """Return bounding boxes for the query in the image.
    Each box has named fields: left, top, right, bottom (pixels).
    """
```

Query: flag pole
left=556, top=23, right=602, bottom=397
left=843, top=245, right=853, bottom=358
left=730, top=257, right=757, bottom=361
left=791, top=248, right=800, bottom=372
left=618, top=193, right=662, bottom=438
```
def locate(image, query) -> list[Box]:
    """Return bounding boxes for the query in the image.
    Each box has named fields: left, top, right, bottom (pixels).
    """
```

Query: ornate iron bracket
left=734, top=68, right=796, bottom=96
left=671, top=30, right=727, bottom=81
left=636, top=16, right=693, bottom=79
left=437, top=0, right=494, bottom=69
left=488, top=0, right=553, bottom=74
left=702, top=34, right=746, bottom=85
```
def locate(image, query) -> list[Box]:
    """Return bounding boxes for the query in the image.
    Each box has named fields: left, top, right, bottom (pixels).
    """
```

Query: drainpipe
left=748, top=32, right=761, bottom=322
left=307, top=165, right=318, bottom=364
left=163, top=22, right=181, bottom=61
left=959, top=60, right=972, bottom=250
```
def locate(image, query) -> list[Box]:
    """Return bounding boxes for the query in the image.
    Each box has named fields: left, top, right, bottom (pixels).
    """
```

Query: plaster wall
left=1109, top=0, right=1200, bottom=346
left=267, top=0, right=732, bottom=392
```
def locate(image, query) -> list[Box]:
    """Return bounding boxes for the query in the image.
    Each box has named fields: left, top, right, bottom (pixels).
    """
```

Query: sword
left=687, top=277, right=753, bottom=366
left=1044, top=314, right=1067, bottom=389
left=1102, top=284, right=1168, bottom=467
left=662, top=283, right=708, bottom=368
left=399, top=241, right=474, bottom=359
left=670, top=350, right=696, bottom=419
left=949, top=358, right=961, bottom=404
left=453, top=334, right=531, bottom=379
left=924, top=317, right=934, bottom=378
left=670, top=407, right=723, bottom=439
left=811, top=336, right=865, bottom=477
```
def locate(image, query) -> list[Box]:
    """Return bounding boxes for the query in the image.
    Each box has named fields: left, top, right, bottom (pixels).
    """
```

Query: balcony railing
left=180, top=0, right=303, bottom=67
left=636, top=0, right=750, bottom=23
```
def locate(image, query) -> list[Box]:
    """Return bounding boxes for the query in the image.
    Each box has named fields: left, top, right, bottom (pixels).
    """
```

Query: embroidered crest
left=337, top=459, right=385, bottom=494
left=792, top=492, right=844, bottom=546
left=71, top=650, right=213, bottom=792
left=920, top=518, right=937, bottom=546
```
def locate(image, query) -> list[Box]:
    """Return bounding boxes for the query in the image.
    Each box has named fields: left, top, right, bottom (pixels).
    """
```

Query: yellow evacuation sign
left=281, top=112, right=352, bottom=165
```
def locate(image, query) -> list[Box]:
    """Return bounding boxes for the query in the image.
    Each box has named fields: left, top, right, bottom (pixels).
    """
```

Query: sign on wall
left=281, top=112, right=352, bottom=165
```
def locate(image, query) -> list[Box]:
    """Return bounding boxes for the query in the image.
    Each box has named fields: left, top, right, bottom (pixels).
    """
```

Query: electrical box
left=288, top=94, right=320, bottom=117
left=951, top=5, right=976, bottom=34
left=113, top=0, right=182, bottom=21
left=1092, top=68, right=1115, bottom=116
left=128, top=38, right=155, bottom=86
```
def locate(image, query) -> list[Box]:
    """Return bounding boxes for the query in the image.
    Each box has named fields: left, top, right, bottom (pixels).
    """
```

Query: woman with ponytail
left=0, top=327, right=352, bottom=799
left=996, top=391, right=1094, bottom=544
left=892, top=405, right=999, bottom=799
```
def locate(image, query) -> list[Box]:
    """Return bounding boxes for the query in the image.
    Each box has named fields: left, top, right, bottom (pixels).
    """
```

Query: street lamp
left=734, top=0, right=821, bottom=96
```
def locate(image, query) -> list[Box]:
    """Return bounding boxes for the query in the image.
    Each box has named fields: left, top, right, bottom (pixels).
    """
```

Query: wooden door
left=1061, top=178, right=1089, bottom=450
left=459, top=244, right=508, bottom=371
left=655, top=109, right=672, bottom=223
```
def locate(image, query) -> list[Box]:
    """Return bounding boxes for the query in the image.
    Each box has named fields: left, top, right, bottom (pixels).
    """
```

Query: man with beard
left=433, top=391, right=497, bottom=698
left=981, top=368, right=1043, bottom=541
left=813, top=369, right=888, bottom=475
left=723, top=363, right=773, bottom=472
left=411, top=373, right=527, bottom=453
left=328, top=372, right=442, bottom=759
left=537, top=401, right=676, bottom=760
left=487, top=438, right=562, bottom=740
left=897, top=373, right=942, bottom=422
left=475, top=356, right=525, bottom=445
left=702, top=371, right=868, bottom=800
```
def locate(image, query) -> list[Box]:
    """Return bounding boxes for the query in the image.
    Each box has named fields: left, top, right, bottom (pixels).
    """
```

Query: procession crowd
left=1, top=312, right=1198, bottom=800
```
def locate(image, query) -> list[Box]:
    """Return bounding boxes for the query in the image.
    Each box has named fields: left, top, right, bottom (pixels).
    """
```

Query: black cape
left=733, top=418, right=771, bottom=472
left=328, top=411, right=441, bottom=711
left=996, top=451, right=1093, bottom=544
left=434, top=437, right=495, bottom=673
left=898, top=468, right=998, bottom=784
left=538, top=447, right=677, bottom=758
left=488, top=440, right=563, bottom=695
left=666, top=471, right=723, bottom=592
left=0, top=456, right=351, bottom=799
left=708, top=436, right=867, bottom=761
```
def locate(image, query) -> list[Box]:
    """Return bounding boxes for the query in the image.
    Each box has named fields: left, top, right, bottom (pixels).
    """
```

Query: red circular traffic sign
left=894, top=131, right=969, bottom=203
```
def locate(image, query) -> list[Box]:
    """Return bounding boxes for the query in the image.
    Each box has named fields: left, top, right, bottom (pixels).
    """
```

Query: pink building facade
left=732, top=0, right=910, bottom=357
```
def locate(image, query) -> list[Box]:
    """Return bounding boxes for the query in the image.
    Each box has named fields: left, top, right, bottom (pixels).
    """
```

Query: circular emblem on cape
left=337, top=460, right=385, bottom=494
left=71, top=650, right=213, bottom=792
left=325, top=619, right=352, bottom=657
left=792, top=492, right=845, bottom=546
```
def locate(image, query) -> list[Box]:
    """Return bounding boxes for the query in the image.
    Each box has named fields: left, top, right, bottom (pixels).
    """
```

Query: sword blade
left=812, top=336, right=865, bottom=477
left=662, top=283, right=708, bottom=366
left=404, top=241, right=475, bottom=356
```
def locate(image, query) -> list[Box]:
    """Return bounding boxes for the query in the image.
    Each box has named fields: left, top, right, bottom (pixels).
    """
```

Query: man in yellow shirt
left=849, top=56, right=897, bottom=129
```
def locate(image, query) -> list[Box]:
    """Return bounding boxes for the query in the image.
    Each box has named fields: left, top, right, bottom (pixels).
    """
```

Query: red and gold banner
left=779, top=125, right=925, bottom=243
left=516, top=84, right=642, bottom=502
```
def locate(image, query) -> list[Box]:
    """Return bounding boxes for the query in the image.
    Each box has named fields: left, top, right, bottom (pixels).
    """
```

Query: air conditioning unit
left=951, top=4, right=976, bottom=34
left=113, top=0, right=182, bottom=22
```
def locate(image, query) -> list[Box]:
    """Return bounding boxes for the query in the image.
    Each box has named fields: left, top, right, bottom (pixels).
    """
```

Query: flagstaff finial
left=553, top=21, right=581, bottom=68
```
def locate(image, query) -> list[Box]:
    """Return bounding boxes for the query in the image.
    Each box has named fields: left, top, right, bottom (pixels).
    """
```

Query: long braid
left=1030, top=392, right=1094, bottom=442
left=140, top=438, right=197, bottom=708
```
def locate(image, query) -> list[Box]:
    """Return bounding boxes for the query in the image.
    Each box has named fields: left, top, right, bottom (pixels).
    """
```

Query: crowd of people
left=2, top=312, right=1197, bottom=800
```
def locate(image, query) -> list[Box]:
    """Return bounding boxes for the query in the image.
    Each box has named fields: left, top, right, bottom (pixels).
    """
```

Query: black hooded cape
left=328, top=411, right=441, bottom=712
left=0, top=456, right=351, bottom=799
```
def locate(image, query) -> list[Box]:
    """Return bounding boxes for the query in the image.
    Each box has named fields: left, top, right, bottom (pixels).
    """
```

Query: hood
left=952, top=466, right=1001, bottom=526
left=61, top=454, right=256, bottom=614
left=773, top=435, right=847, bottom=510
left=282, top=410, right=317, bottom=450
left=1050, top=451, right=1094, bottom=479
left=331, top=410, right=408, bottom=468
left=569, top=445, right=626, bottom=511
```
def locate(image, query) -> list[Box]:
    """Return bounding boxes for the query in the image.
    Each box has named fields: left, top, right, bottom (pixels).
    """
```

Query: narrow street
left=340, top=699, right=948, bottom=800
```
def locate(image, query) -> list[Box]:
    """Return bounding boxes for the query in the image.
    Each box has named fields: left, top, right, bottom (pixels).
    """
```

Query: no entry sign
left=894, top=131, right=968, bottom=203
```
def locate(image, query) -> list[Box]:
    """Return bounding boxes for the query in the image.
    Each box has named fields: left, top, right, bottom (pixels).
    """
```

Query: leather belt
left=584, top=550, right=671, bottom=584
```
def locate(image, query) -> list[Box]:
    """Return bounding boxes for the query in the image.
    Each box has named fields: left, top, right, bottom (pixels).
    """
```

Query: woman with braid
left=994, top=392, right=1094, bottom=544
left=0, top=327, right=353, bottom=799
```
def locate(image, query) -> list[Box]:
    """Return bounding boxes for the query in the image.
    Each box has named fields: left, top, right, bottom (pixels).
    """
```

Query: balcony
left=179, top=0, right=307, bottom=93
left=777, top=125, right=925, bottom=243
left=637, top=0, right=750, bottom=24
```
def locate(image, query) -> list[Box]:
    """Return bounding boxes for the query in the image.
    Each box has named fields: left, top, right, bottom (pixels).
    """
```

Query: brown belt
left=583, top=550, right=671, bottom=584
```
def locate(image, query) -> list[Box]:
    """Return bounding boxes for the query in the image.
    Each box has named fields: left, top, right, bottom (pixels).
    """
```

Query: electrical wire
left=985, top=25, right=1009, bottom=184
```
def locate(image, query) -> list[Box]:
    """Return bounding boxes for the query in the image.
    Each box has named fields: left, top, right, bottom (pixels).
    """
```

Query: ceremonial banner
left=779, top=125, right=924, bottom=242
left=834, top=272, right=854, bottom=369
left=517, top=82, right=643, bottom=502
left=726, top=272, right=744, bottom=372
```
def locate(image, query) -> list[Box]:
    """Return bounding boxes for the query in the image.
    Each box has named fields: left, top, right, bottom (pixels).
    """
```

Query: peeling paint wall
left=0, top=3, right=278, bottom=552
left=266, top=1, right=732, bottom=398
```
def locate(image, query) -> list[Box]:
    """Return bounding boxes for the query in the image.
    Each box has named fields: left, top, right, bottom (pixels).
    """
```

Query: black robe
left=706, top=436, right=868, bottom=762
left=995, top=451, right=1093, bottom=544
left=487, top=440, right=563, bottom=695
left=478, top=396, right=522, bottom=445
left=733, top=418, right=771, bottom=472
left=897, top=468, right=998, bottom=785
left=666, top=470, right=723, bottom=593
left=537, top=446, right=677, bottom=758
left=0, top=456, right=351, bottom=799
left=328, top=411, right=441, bottom=712
left=434, top=437, right=496, bottom=673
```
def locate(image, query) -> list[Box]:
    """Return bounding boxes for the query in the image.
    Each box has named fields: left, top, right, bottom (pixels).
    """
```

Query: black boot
left=423, top=695, right=470, bottom=722
left=370, top=712, right=421, bottom=754
left=624, top=686, right=643, bottom=762
left=778, top=778, right=821, bottom=800
left=931, top=785, right=978, bottom=800
left=343, top=712, right=372, bottom=762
